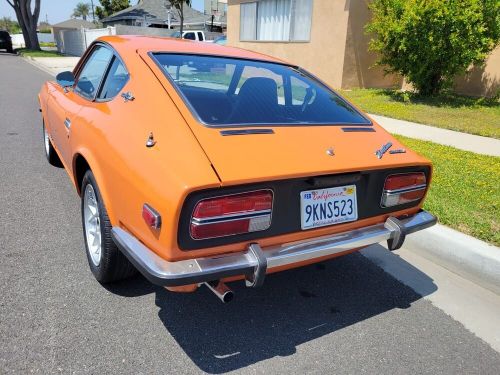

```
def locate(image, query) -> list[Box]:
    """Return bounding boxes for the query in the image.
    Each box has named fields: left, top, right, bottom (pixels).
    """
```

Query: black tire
left=81, top=170, right=136, bottom=283
left=42, top=121, right=63, bottom=167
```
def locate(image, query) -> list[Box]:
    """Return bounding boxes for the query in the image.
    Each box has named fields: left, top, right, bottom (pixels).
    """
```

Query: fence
left=115, top=25, right=175, bottom=38
left=10, top=32, right=54, bottom=48
left=55, top=27, right=116, bottom=56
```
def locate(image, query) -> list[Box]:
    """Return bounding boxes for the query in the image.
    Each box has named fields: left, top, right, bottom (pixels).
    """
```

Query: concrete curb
left=404, top=223, right=500, bottom=295
left=22, top=56, right=56, bottom=77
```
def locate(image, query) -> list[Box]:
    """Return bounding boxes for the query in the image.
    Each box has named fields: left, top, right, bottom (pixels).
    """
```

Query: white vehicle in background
left=171, top=30, right=208, bottom=42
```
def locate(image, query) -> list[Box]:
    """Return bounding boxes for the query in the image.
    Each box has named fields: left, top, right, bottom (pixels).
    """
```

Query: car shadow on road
left=107, top=245, right=437, bottom=374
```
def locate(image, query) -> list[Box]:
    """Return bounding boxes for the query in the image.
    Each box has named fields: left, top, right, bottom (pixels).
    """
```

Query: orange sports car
left=39, top=36, right=436, bottom=302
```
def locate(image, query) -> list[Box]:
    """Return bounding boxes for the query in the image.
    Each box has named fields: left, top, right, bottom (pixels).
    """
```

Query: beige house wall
left=227, top=0, right=349, bottom=88
left=341, top=0, right=401, bottom=89
left=453, top=47, right=500, bottom=98
left=227, top=0, right=500, bottom=96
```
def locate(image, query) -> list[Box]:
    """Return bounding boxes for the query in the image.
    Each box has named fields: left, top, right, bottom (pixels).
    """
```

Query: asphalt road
left=1, top=53, right=500, bottom=374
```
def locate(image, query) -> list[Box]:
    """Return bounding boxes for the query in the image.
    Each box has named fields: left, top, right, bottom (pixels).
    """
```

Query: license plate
left=300, top=185, right=358, bottom=230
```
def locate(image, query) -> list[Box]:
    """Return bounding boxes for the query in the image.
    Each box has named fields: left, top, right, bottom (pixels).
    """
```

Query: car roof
left=97, top=35, right=287, bottom=65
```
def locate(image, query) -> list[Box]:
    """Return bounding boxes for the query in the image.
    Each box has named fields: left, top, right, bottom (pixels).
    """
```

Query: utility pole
left=90, top=0, right=96, bottom=23
left=165, top=1, right=172, bottom=29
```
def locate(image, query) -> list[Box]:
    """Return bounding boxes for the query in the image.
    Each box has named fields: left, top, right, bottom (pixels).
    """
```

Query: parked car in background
left=38, top=36, right=436, bottom=303
left=171, top=30, right=208, bottom=42
left=213, top=35, right=226, bottom=45
left=0, top=30, right=13, bottom=53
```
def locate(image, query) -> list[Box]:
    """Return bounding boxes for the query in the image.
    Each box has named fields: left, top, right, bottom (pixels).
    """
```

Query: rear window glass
left=152, top=53, right=371, bottom=127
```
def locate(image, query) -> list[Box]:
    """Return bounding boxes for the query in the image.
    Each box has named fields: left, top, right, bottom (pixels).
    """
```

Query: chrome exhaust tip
left=204, top=281, right=234, bottom=303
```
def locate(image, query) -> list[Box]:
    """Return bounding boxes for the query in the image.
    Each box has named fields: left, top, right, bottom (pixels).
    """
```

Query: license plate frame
left=300, top=185, right=358, bottom=230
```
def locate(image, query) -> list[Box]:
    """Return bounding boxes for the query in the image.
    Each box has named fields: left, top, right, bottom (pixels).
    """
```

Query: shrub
left=366, top=0, right=500, bottom=95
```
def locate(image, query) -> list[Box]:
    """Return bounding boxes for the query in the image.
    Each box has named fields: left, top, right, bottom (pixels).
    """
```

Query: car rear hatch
left=186, top=122, right=430, bottom=185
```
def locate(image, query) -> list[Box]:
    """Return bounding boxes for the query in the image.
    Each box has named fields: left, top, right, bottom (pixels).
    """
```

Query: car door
left=55, top=45, right=114, bottom=167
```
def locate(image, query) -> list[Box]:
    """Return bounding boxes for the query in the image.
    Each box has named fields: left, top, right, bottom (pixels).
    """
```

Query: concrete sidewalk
left=24, top=56, right=80, bottom=77
left=371, top=114, right=500, bottom=157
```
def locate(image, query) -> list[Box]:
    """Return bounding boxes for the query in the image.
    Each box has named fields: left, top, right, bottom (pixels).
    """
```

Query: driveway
left=1, top=52, right=500, bottom=374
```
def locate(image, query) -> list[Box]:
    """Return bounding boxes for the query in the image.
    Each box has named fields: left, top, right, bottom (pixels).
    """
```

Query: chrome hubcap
left=83, top=184, right=102, bottom=266
left=43, top=125, right=50, bottom=156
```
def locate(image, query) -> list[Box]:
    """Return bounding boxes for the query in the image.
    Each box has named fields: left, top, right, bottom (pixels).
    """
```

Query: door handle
left=64, top=118, right=71, bottom=130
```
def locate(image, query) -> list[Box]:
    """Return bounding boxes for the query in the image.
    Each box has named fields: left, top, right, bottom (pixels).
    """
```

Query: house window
left=240, top=0, right=313, bottom=42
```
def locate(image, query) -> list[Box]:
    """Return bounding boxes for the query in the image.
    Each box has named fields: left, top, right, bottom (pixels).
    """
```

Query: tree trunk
left=12, top=6, right=30, bottom=48
left=26, top=24, right=40, bottom=50
left=7, top=0, right=41, bottom=50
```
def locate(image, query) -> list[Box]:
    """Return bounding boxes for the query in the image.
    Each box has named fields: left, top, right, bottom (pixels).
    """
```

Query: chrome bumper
left=111, top=210, right=436, bottom=287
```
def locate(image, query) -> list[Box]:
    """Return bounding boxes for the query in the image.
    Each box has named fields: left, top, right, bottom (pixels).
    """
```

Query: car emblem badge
left=121, top=91, right=135, bottom=102
left=326, top=147, right=335, bottom=157
left=389, top=148, right=406, bottom=154
left=375, top=142, right=392, bottom=159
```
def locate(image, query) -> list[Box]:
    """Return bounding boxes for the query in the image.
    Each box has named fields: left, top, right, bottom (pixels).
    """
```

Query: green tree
left=170, top=0, right=192, bottom=35
left=95, top=0, right=130, bottom=20
left=366, top=0, right=500, bottom=95
left=0, top=16, right=21, bottom=34
left=73, top=2, right=90, bottom=21
left=5, top=0, right=41, bottom=50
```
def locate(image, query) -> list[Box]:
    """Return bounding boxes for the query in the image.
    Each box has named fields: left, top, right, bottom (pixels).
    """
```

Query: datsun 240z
left=38, top=36, right=436, bottom=302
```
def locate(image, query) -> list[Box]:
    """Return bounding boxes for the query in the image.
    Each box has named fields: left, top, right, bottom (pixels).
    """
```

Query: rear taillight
left=190, top=190, right=273, bottom=240
left=381, top=172, right=427, bottom=207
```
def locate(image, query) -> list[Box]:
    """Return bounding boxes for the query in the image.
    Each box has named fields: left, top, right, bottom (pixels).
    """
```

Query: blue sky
left=1, top=0, right=205, bottom=24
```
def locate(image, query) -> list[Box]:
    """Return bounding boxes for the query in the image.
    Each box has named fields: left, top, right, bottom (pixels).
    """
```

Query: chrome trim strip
left=381, top=185, right=427, bottom=208
left=220, top=129, right=275, bottom=136
left=112, top=210, right=437, bottom=287
left=384, top=184, right=427, bottom=195
left=342, top=127, right=376, bottom=133
left=191, top=209, right=272, bottom=225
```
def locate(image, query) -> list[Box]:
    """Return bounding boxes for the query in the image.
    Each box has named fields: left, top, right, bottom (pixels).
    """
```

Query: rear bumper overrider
left=111, top=210, right=437, bottom=287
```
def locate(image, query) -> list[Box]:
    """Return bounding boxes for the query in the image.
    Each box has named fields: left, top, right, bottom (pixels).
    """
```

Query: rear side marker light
left=381, top=173, right=427, bottom=207
left=190, top=190, right=273, bottom=240
left=143, top=204, right=161, bottom=229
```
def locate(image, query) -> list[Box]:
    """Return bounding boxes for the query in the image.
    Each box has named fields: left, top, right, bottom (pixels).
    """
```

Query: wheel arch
left=73, top=151, right=118, bottom=225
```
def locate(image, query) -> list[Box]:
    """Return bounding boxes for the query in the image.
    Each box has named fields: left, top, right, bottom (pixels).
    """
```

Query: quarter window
left=98, top=57, right=129, bottom=100
left=240, top=0, right=313, bottom=42
left=74, top=46, right=113, bottom=100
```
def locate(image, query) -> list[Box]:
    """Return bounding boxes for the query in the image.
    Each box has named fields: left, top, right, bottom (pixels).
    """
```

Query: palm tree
left=73, top=2, right=90, bottom=21
left=169, top=0, right=192, bottom=36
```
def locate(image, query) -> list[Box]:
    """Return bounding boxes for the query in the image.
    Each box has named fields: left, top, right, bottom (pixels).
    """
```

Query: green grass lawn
left=341, top=89, right=500, bottom=139
left=39, top=42, right=56, bottom=48
left=396, top=135, right=500, bottom=245
left=16, top=48, right=63, bottom=58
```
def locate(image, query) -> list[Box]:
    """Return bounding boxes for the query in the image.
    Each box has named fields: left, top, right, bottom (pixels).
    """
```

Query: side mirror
left=56, top=71, right=75, bottom=88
